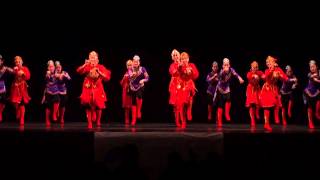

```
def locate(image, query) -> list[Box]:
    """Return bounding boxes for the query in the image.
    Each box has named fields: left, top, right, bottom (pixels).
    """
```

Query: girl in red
left=246, top=61, right=264, bottom=127
left=10, top=56, right=31, bottom=126
left=77, top=51, right=111, bottom=129
left=177, top=52, right=199, bottom=128
left=169, top=49, right=182, bottom=127
left=260, top=56, right=288, bottom=130
left=120, top=60, right=133, bottom=125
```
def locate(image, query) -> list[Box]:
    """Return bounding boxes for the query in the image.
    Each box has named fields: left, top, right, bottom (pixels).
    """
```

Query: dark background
left=1, top=2, right=320, bottom=125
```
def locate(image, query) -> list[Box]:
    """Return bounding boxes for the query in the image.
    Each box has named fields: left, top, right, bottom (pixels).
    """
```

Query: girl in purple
left=206, top=61, right=219, bottom=121
left=303, top=60, right=320, bottom=129
left=214, top=58, right=244, bottom=127
left=128, top=55, right=149, bottom=126
left=43, top=60, right=60, bottom=126
left=55, top=61, right=71, bottom=124
left=0, top=55, right=13, bottom=122
left=280, top=65, right=298, bottom=126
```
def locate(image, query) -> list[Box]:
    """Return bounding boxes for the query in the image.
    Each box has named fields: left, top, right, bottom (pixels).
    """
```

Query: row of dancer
left=205, top=55, right=319, bottom=130
left=0, top=51, right=319, bottom=130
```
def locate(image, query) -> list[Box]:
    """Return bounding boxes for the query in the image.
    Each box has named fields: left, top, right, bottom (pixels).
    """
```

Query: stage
left=0, top=123, right=319, bottom=179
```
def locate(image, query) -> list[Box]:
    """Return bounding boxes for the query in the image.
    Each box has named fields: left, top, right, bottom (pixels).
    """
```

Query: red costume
left=246, top=70, right=264, bottom=127
left=120, top=72, right=132, bottom=125
left=10, top=66, right=31, bottom=126
left=10, top=66, right=31, bottom=104
left=260, top=67, right=287, bottom=108
left=246, top=71, right=264, bottom=107
left=169, top=62, right=181, bottom=106
left=260, top=67, right=288, bottom=130
left=170, top=63, right=199, bottom=128
left=178, top=63, right=199, bottom=106
left=77, top=64, right=111, bottom=109
left=120, top=73, right=132, bottom=108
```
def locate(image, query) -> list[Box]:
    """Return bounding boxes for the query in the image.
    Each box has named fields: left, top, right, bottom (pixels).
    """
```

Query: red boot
left=264, top=109, right=272, bottom=131
left=52, top=102, right=59, bottom=121
left=288, top=100, right=293, bottom=118
left=136, top=98, right=143, bottom=119
left=0, top=103, right=5, bottom=122
left=308, top=108, right=315, bottom=129
left=125, top=108, right=130, bottom=125
left=225, top=102, right=231, bottom=121
left=249, top=107, right=255, bottom=127
left=316, top=101, right=320, bottom=120
left=15, top=104, right=21, bottom=120
left=45, top=108, right=51, bottom=127
left=59, top=107, right=65, bottom=124
left=86, top=109, right=92, bottom=129
left=131, top=106, right=137, bottom=126
left=175, top=106, right=181, bottom=128
left=91, top=109, right=96, bottom=122
left=282, top=107, right=287, bottom=126
left=217, top=108, right=223, bottom=127
left=274, top=106, right=280, bottom=124
left=19, top=105, right=25, bottom=126
left=208, top=105, right=212, bottom=121
left=180, top=109, right=186, bottom=128
left=256, top=106, right=260, bottom=120
left=96, top=109, right=102, bottom=127
left=187, top=99, right=193, bottom=121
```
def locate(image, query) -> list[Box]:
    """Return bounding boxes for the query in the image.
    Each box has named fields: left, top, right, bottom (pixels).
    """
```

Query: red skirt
left=260, top=84, right=281, bottom=108
left=245, top=84, right=261, bottom=107
left=122, top=87, right=132, bottom=108
left=80, top=85, right=107, bottom=109
left=10, top=82, right=31, bottom=104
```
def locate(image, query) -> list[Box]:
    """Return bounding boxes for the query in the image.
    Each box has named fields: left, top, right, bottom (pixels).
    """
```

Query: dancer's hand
left=239, top=78, right=244, bottom=84
left=139, top=79, right=145, bottom=85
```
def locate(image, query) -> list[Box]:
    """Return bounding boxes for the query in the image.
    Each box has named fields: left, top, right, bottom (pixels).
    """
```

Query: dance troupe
left=0, top=50, right=318, bottom=130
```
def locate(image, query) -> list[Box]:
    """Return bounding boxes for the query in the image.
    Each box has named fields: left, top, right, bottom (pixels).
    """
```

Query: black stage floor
left=0, top=123, right=319, bottom=179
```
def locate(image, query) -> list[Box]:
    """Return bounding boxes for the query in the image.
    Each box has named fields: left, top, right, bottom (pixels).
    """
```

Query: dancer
left=120, top=60, right=133, bottom=125
left=55, top=61, right=71, bottom=124
left=43, top=60, right=60, bottom=126
left=246, top=61, right=264, bottom=127
left=77, top=51, right=111, bottom=128
left=176, top=52, right=199, bottom=128
left=206, top=61, right=219, bottom=121
left=10, top=56, right=31, bottom=126
left=0, top=54, right=13, bottom=122
left=128, top=55, right=149, bottom=126
left=303, top=60, right=320, bottom=129
left=280, top=65, right=298, bottom=126
left=260, top=56, right=288, bottom=130
left=169, top=49, right=182, bottom=127
left=214, top=58, right=244, bottom=127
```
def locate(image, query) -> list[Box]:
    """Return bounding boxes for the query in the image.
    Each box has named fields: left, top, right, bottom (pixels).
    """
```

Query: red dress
left=169, top=62, right=181, bottom=105
left=246, top=70, right=264, bottom=107
left=260, top=67, right=288, bottom=108
left=176, top=63, right=199, bottom=106
left=77, top=64, right=111, bottom=109
left=120, top=73, right=132, bottom=108
left=10, top=66, right=31, bottom=104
